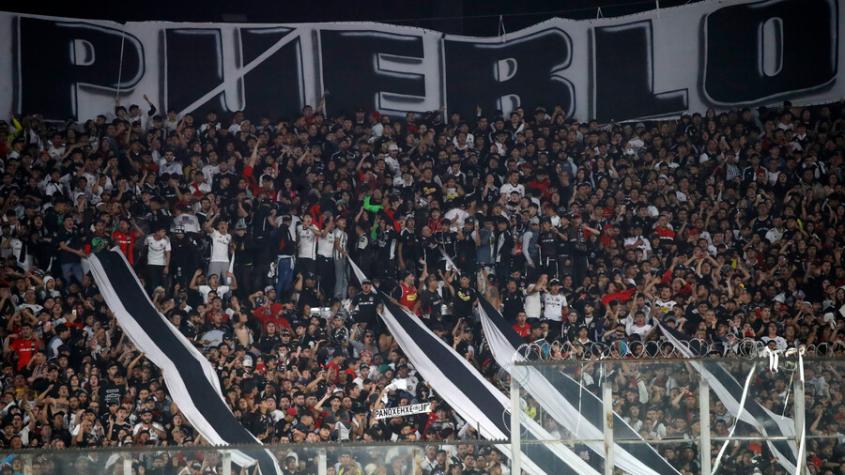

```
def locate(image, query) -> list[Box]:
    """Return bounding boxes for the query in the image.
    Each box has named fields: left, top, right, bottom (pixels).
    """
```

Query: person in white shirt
left=625, top=311, right=654, bottom=339
left=157, top=149, right=183, bottom=176
left=524, top=274, right=546, bottom=321
left=204, top=216, right=232, bottom=280
left=164, top=109, right=180, bottom=132
left=202, top=156, right=220, bottom=184
left=543, top=279, right=567, bottom=338
left=171, top=207, right=201, bottom=234
left=623, top=224, right=652, bottom=261
left=132, top=410, right=166, bottom=442
left=295, top=214, right=319, bottom=277
left=499, top=172, right=525, bottom=197
left=761, top=323, right=788, bottom=352
left=765, top=216, right=785, bottom=244
left=42, top=170, right=66, bottom=198
left=190, top=270, right=236, bottom=304
left=47, top=133, right=66, bottom=160
left=143, top=228, right=171, bottom=293
left=653, top=287, right=677, bottom=315
left=384, top=144, right=401, bottom=175
left=47, top=324, right=71, bottom=360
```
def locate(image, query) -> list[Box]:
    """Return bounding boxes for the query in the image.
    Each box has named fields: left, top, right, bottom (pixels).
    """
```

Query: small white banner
left=375, top=403, right=432, bottom=420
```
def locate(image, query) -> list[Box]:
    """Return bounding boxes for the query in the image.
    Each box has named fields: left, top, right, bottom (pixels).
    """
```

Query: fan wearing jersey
left=332, top=217, right=350, bottom=300
left=203, top=214, right=232, bottom=280
left=143, top=227, right=171, bottom=294
left=295, top=214, right=319, bottom=277
left=316, top=216, right=337, bottom=295
left=543, top=278, right=567, bottom=339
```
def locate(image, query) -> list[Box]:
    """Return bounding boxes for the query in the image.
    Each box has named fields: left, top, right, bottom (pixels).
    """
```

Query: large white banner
left=0, top=0, right=842, bottom=123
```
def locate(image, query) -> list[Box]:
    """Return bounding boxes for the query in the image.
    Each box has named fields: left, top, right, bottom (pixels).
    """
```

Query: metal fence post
left=794, top=377, right=806, bottom=475
left=510, top=374, right=522, bottom=475
left=602, top=379, right=614, bottom=475
left=699, top=378, right=712, bottom=475
left=221, top=451, right=231, bottom=475
left=123, top=456, right=133, bottom=475
left=318, top=448, right=327, bottom=475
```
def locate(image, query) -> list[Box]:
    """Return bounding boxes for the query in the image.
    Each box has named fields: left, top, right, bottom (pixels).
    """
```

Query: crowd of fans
left=1, top=94, right=844, bottom=474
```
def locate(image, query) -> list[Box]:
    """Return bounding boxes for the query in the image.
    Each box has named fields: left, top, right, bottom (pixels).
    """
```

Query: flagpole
left=602, top=379, right=614, bottom=475
left=510, top=375, right=522, bottom=475
left=699, top=379, right=712, bottom=475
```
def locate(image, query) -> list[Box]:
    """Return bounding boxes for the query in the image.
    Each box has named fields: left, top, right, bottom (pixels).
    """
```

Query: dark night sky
left=1, top=0, right=701, bottom=34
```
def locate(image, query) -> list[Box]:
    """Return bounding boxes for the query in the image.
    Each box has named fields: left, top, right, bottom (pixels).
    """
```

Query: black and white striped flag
left=657, top=320, right=797, bottom=472
left=476, top=295, right=681, bottom=475
left=347, top=258, right=601, bottom=475
left=87, top=249, right=282, bottom=475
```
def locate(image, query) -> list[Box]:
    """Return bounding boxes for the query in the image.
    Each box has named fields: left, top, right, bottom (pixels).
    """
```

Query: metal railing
left=515, top=337, right=845, bottom=360
left=508, top=356, right=845, bottom=475
left=3, top=439, right=511, bottom=475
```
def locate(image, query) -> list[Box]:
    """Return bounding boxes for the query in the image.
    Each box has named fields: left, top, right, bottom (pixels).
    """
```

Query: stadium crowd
left=0, top=95, right=844, bottom=475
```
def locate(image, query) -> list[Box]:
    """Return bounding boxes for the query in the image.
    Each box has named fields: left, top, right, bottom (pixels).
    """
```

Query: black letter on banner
left=592, top=21, right=688, bottom=121
left=239, top=27, right=304, bottom=120
left=444, top=29, right=574, bottom=118
left=164, top=29, right=228, bottom=117
left=16, top=17, right=144, bottom=119
left=703, top=0, right=837, bottom=104
left=320, top=31, right=427, bottom=116
left=165, top=28, right=302, bottom=117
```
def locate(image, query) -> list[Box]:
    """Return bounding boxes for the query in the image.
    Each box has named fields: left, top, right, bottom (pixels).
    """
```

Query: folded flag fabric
left=87, top=249, right=281, bottom=475
left=477, top=295, right=681, bottom=475
left=348, top=258, right=601, bottom=475
left=657, top=320, right=797, bottom=473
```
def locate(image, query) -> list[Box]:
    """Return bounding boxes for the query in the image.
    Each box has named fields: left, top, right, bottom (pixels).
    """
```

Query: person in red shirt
left=512, top=311, right=532, bottom=338
left=526, top=169, right=552, bottom=200
left=250, top=288, right=291, bottom=330
left=3, top=324, right=40, bottom=371
left=112, top=218, right=143, bottom=266
left=396, top=271, right=421, bottom=315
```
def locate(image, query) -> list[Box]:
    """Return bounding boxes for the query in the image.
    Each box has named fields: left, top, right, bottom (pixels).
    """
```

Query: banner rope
left=115, top=30, right=127, bottom=102
left=710, top=362, right=757, bottom=475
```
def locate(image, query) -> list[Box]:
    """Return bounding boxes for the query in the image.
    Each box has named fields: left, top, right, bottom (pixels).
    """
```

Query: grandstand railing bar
left=510, top=357, right=845, bottom=475
left=515, top=339, right=845, bottom=360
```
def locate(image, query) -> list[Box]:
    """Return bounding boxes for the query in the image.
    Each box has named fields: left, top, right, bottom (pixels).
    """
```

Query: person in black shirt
left=294, top=274, right=322, bottom=316
left=373, top=216, right=398, bottom=280
left=101, top=363, right=127, bottom=407
left=257, top=322, right=283, bottom=354
left=538, top=218, right=561, bottom=279
left=351, top=280, right=378, bottom=330
left=169, top=227, right=201, bottom=290
left=104, top=406, right=132, bottom=443
left=494, top=218, right=514, bottom=278
left=501, top=279, right=525, bottom=322
left=146, top=197, right=173, bottom=233
left=232, top=221, right=256, bottom=299
left=454, top=218, right=478, bottom=276
left=243, top=397, right=275, bottom=441
left=397, top=216, right=420, bottom=273
left=419, top=226, right=441, bottom=273
left=55, top=215, right=85, bottom=284
left=419, top=274, right=445, bottom=322
left=445, top=274, right=477, bottom=320
left=352, top=222, right=375, bottom=278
